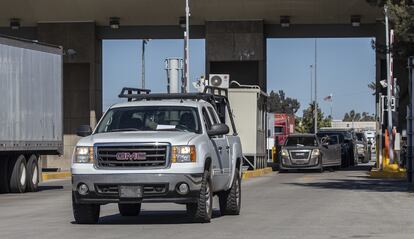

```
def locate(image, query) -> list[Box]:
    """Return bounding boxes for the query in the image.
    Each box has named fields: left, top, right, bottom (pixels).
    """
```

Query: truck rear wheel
left=0, top=157, right=10, bottom=193
left=219, top=168, right=241, bottom=215
left=9, top=155, right=27, bottom=193
left=26, top=155, right=39, bottom=192
left=186, top=170, right=212, bottom=223
left=72, top=192, right=100, bottom=224
left=118, top=203, right=141, bottom=216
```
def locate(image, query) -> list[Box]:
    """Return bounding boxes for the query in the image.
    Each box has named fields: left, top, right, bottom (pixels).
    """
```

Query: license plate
left=119, top=186, right=143, bottom=198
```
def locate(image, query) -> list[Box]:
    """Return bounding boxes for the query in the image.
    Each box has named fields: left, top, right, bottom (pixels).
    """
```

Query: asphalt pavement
left=1, top=165, right=414, bottom=239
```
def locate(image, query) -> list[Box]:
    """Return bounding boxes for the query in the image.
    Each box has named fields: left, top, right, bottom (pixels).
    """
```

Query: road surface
left=1, top=165, right=414, bottom=239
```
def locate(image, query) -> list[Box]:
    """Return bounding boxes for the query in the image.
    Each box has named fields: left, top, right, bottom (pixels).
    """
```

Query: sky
left=103, top=38, right=376, bottom=120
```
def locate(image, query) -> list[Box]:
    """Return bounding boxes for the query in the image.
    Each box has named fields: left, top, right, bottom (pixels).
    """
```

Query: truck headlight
left=172, top=146, right=196, bottom=163
left=281, top=149, right=289, bottom=158
left=74, top=146, right=94, bottom=163
left=311, top=149, right=320, bottom=157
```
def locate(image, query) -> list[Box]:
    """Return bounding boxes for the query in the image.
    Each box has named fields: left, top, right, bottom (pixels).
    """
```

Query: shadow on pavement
left=278, top=165, right=373, bottom=174
left=37, top=185, right=65, bottom=192
left=79, top=209, right=222, bottom=225
left=285, top=177, right=410, bottom=193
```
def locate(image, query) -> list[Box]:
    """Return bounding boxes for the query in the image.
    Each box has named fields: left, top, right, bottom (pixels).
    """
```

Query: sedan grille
left=290, top=150, right=310, bottom=160
left=95, top=144, right=169, bottom=169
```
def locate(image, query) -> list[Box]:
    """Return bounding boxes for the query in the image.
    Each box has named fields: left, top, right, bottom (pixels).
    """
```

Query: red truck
left=274, top=113, right=295, bottom=146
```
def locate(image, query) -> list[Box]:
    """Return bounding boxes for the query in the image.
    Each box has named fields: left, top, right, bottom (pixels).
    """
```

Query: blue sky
left=103, top=38, right=375, bottom=119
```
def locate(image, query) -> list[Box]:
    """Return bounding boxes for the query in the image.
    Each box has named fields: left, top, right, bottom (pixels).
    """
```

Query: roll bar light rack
left=117, top=86, right=237, bottom=135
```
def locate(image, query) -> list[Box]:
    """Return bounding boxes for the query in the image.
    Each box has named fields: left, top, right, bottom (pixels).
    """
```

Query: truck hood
left=77, top=131, right=198, bottom=146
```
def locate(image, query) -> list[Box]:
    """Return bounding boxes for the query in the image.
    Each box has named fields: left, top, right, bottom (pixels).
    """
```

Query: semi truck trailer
left=0, top=35, right=63, bottom=193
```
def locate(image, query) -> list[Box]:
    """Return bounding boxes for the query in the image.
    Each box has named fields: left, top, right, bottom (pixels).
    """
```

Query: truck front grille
left=95, top=144, right=169, bottom=169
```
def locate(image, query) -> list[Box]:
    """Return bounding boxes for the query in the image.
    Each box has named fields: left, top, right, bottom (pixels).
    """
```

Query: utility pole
left=385, top=6, right=394, bottom=163
left=310, top=65, right=313, bottom=104
left=183, top=0, right=190, bottom=93
left=141, top=39, right=149, bottom=89
left=314, top=39, right=318, bottom=134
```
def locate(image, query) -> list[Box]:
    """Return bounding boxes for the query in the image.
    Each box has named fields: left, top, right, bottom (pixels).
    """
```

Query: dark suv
left=317, top=128, right=358, bottom=168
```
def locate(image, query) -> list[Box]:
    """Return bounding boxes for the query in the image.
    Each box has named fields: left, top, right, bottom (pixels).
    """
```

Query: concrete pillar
left=205, top=21, right=266, bottom=91
left=37, top=22, right=102, bottom=170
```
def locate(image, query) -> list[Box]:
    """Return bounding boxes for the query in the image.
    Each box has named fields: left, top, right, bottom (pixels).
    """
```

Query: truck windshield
left=95, top=106, right=201, bottom=134
left=285, top=136, right=318, bottom=147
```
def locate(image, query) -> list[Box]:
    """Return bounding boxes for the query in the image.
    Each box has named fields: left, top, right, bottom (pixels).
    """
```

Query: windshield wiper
left=108, top=128, right=140, bottom=132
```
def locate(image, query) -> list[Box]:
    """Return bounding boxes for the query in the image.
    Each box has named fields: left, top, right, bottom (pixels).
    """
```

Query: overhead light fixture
left=109, top=17, right=120, bottom=29
left=179, top=16, right=186, bottom=29
left=280, top=16, right=290, bottom=28
left=10, top=18, right=20, bottom=30
left=351, top=15, right=361, bottom=27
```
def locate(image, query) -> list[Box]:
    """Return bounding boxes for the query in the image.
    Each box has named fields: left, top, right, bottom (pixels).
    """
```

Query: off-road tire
left=72, top=192, right=100, bottom=224
left=186, top=170, right=212, bottom=223
left=9, top=155, right=27, bottom=193
left=26, top=155, right=39, bottom=192
left=118, top=203, right=141, bottom=216
left=219, top=168, right=241, bottom=216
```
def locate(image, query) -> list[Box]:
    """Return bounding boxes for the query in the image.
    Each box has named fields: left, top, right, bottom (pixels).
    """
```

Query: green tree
left=368, top=0, right=414, bottom=57
left=299, top=103, right=331, bottom=133
left=267, top=90, right=300, bottom=114
left=343, top=110, right=375, bottom=121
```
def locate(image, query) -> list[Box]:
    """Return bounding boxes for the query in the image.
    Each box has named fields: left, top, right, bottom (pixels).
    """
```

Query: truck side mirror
left=76, top=125, right=92, bottom=137
left=207, top=124, right=229, bottom=137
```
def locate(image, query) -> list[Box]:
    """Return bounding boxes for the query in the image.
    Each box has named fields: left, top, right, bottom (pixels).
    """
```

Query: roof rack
left=118, top=86, right=228, bottom=102
left=118, top=87, right=151, bottom=102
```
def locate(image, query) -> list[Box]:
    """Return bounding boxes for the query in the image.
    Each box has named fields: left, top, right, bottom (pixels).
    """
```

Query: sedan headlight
left=311, top=149, right=320, bottom=157
left=281, top=149, right=289, bottom=158
left=172, top=145, right=196, bottom=163
left=74, top=146, right=94, bottom=163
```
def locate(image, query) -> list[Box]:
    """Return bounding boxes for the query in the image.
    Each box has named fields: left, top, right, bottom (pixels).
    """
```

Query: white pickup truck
left=71, top=87, right=243, bottom=224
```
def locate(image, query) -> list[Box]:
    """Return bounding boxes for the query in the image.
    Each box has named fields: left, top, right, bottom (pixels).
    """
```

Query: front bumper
left=279, top=157, right=321, bottom=170
left=72, top=173, right=203, bottom=204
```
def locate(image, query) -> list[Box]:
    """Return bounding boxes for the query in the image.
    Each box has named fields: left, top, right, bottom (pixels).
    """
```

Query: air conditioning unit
left=208, top=74, right=230, bottom=88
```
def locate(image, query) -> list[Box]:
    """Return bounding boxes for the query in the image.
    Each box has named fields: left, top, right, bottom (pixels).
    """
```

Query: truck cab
left=71, top=87, right=243, bottom=224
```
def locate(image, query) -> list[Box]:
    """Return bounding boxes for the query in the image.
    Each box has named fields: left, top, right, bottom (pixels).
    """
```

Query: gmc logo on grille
left=116, top=152, right=147, bottom=161
left=295, top=153, right=305, bottom=156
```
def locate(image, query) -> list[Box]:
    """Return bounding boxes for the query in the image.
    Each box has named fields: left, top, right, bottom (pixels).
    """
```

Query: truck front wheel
left=26, top=155, right=39, bottom=192
left=118, top=203, right=141, bottom=216
left=219, top=168, right=241, bottom=215
left=186, top=170, right=212, bottom=223
left=9, top=155, right=27, bottom=193
left=72, top=192, right=100, bottom=224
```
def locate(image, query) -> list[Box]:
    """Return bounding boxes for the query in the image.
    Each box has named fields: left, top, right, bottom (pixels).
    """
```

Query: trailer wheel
left=9, top=155, right=27, bottom=193
left=0, top=157, right=10, bottom=193
left=26, top=155, right=39, bottom=192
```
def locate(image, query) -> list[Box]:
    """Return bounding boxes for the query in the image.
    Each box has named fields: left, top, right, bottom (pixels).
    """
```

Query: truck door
left=202, top=107, right=230, bottom=191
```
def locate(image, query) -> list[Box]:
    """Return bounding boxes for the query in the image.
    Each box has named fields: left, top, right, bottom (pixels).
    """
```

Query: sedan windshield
left=285, top=136, right=318, bottom=147
left=96, top=106, right=201, bottom=134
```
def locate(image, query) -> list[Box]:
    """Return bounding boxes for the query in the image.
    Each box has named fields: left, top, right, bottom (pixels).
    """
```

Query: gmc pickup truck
left=71, top=87, right=243, bottom=224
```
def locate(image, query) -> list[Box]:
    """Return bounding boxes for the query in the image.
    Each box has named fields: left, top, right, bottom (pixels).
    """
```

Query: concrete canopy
left=0, top=0, right=382, bottom=27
